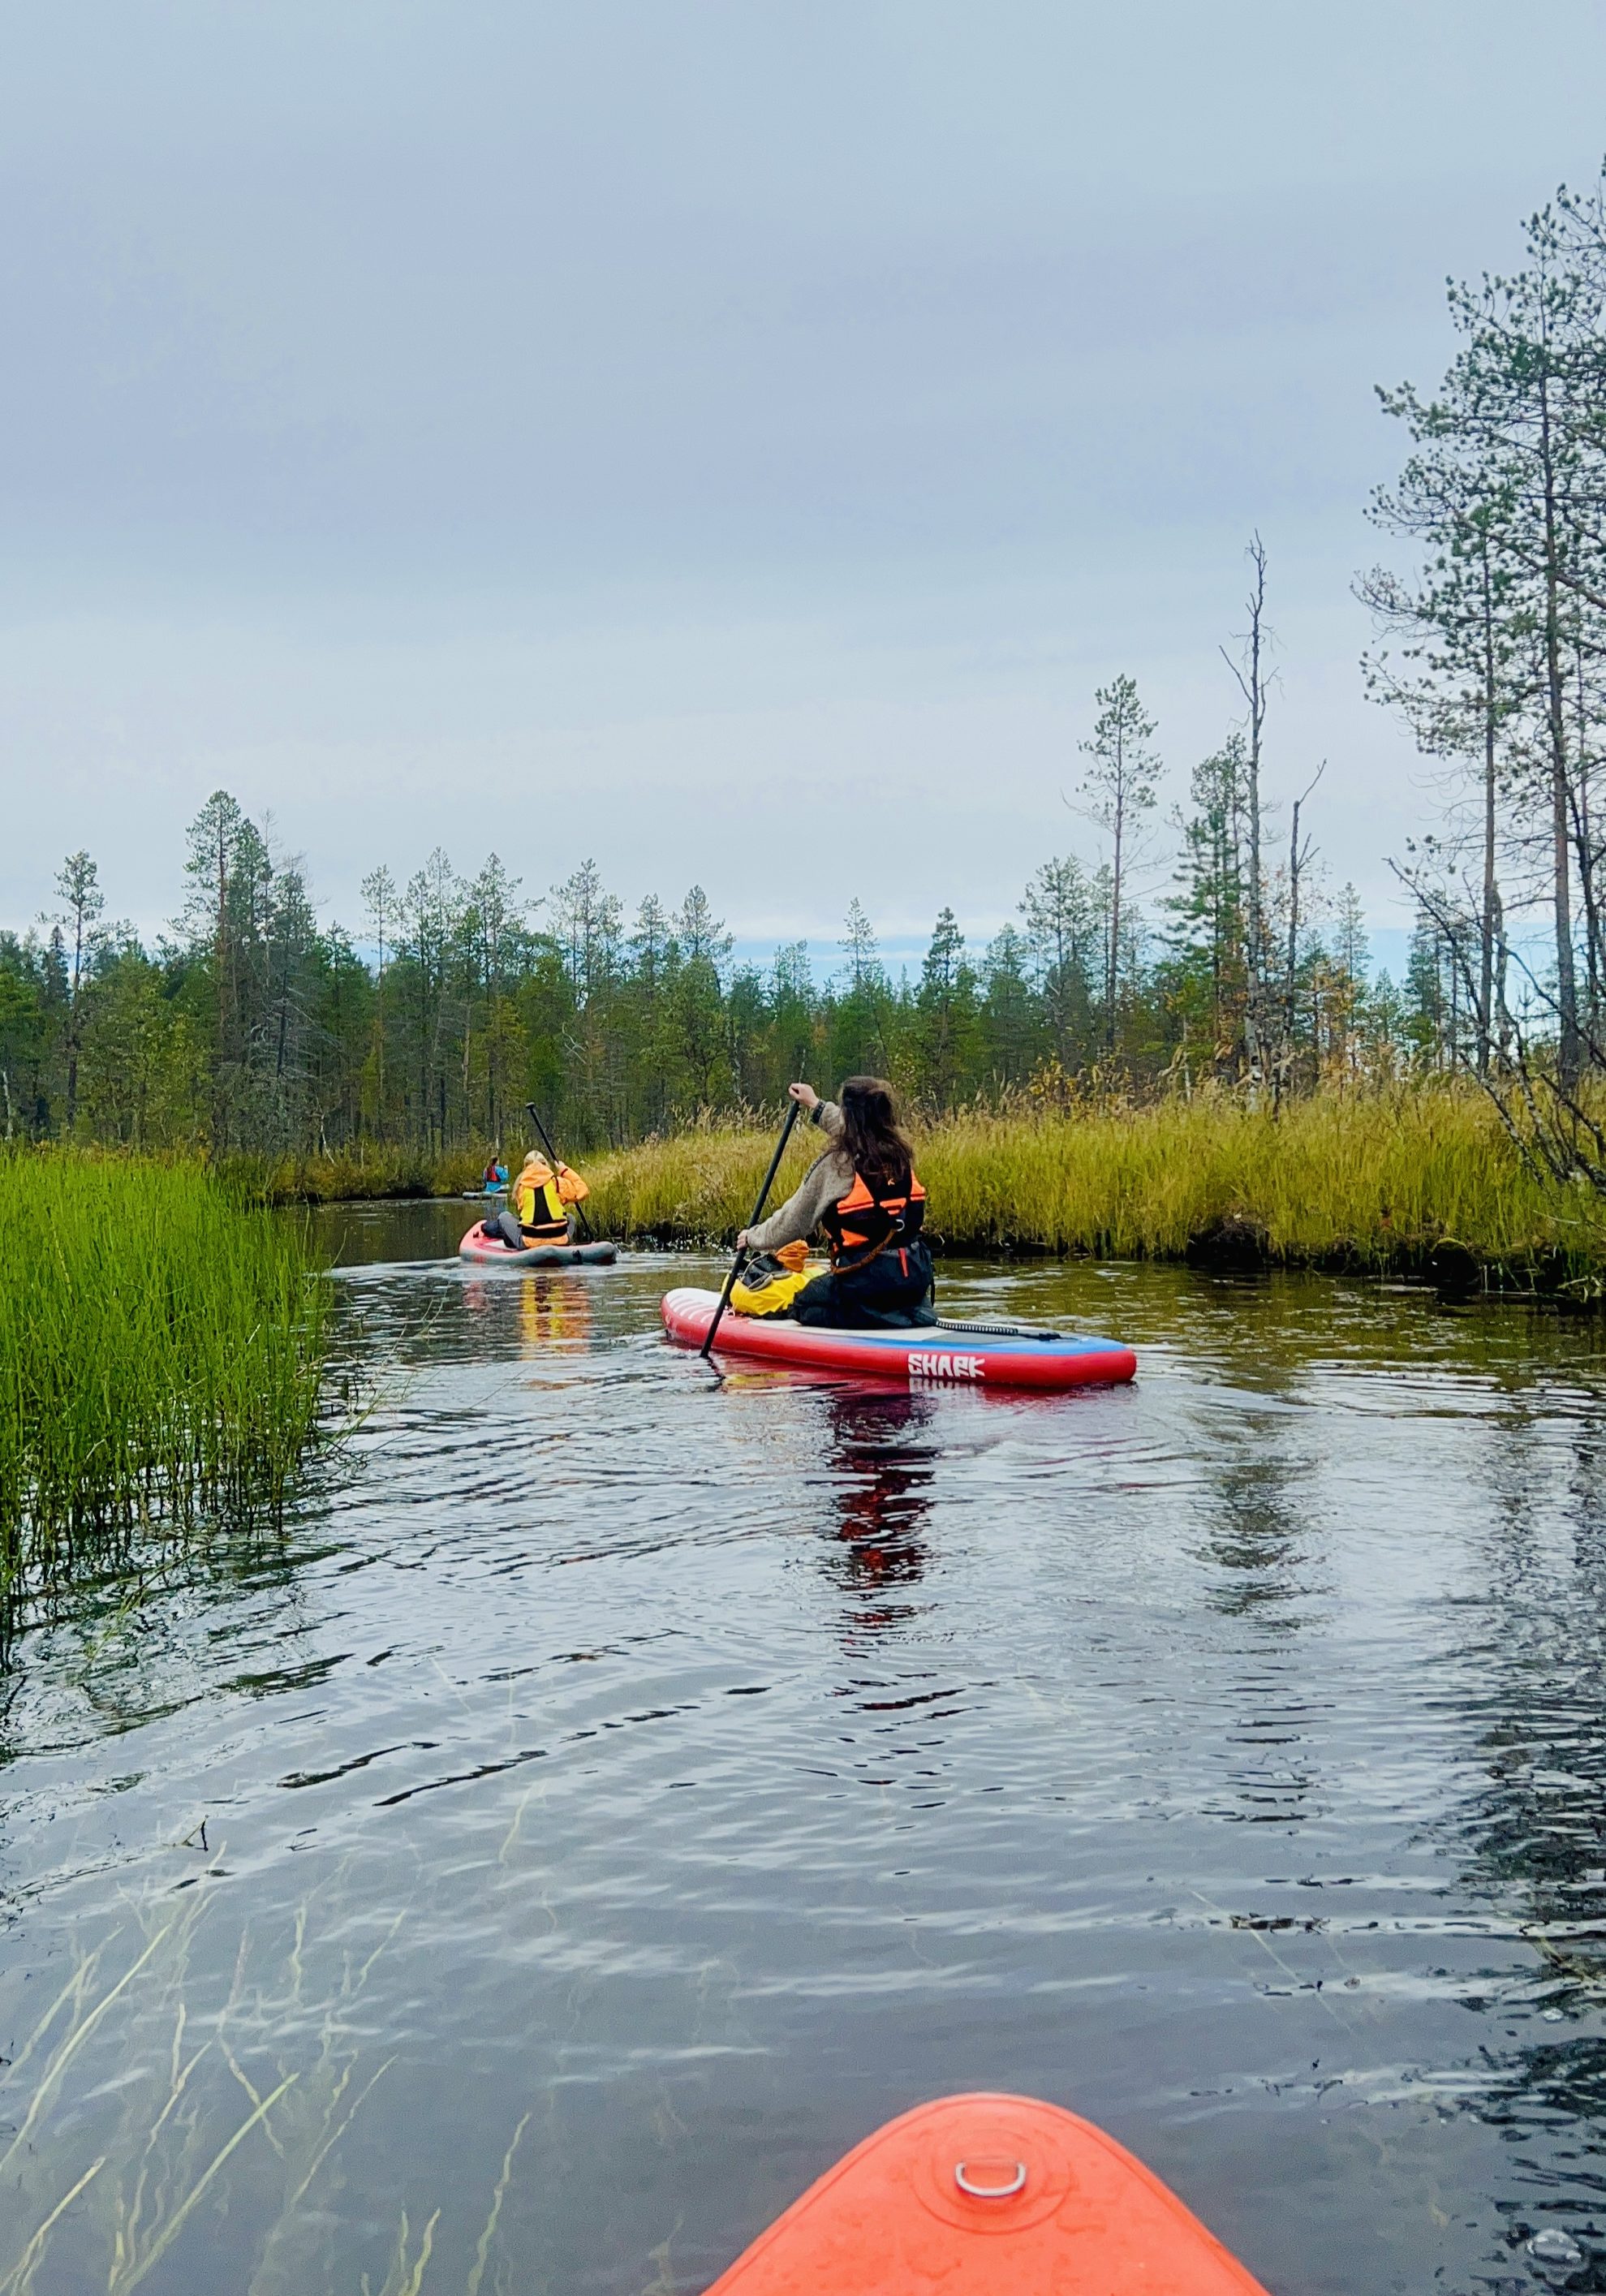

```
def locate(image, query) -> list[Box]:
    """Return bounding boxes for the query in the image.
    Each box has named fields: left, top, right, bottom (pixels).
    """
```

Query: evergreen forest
left=8, top=168, right=1606, bottom=1172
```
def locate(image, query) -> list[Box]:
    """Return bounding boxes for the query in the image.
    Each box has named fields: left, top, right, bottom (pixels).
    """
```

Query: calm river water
left=6, top=1202, right=1606, bottom=2293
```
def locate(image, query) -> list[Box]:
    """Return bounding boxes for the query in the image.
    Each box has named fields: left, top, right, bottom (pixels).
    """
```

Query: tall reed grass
left=0, top=1154, right=330, bottom=1630
left=583, top=1088, right=1606, bottom=1285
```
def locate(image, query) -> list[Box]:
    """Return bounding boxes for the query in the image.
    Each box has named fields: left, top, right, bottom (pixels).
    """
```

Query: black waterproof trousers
left=791, top=1239, right=936, bottom=1329
left=484, top=1211, right=574, bottom=1249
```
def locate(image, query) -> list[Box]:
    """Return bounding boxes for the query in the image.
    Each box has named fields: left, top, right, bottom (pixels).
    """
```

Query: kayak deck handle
left=954, top=2158, right=1027, bottom=2199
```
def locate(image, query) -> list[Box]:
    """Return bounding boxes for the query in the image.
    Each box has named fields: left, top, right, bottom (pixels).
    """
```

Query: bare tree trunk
left=1276, top=765, right=1320, bottom=1112
left=1538, top=373, right=1582, bottom=1088
left=1108, top=803, right=1122, bottom=1060
left=375, top=920, right=386, bottom=1139
left=1211, top=819, right=1225, bottom=1052
left=1278, top=800, right=1300, bottom=1110
left=214, top=819, right=231, bottom=1150
left=65, top=906, right=84, bottom=1132
left=1571, top=632, right=1604, bottom=1037
left=1479, top=542, right=1499, bottom=1075
left=1223, top=536, right=1269, bottom=1090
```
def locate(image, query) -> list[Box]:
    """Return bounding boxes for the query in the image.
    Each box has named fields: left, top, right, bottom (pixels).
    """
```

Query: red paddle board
left=459, top=1226, right=618, bottom=1268
left=661, top=1287, right=1135, bottom=1391
left=704, top=2092, right=1268, bottom=2294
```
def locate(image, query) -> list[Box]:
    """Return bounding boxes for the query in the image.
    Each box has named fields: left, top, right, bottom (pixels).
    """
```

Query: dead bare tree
left=1221, top=534, right=1273, bottom=1090
left=1273, top=762, right=1324, bottom=1112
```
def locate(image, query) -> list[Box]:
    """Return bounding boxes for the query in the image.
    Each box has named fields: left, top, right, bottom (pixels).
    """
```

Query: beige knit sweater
left=744, top=1101, right=855, bottom=1253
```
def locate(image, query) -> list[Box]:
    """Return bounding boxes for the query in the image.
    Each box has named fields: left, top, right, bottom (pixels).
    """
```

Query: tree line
left=2, top=751, right=1415, bottom=1157
left=11, top=163, right=1606, bottom=1160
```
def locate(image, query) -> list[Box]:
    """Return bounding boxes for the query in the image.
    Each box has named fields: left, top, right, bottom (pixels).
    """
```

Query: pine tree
left=360, top=865, right=397, bottom=1135
left=1079, top=674, right=1161, bottom=1057
left=915, top=907, right=980, bottom=1106
left=49, top=851, right=104, bottom=1132
left=1165, top=739, right=1250, bottom=1070
left=980, top=924, right=1039, bottom=1085
left=834, top=900, right=892, bottom=1076
left=670, top=887, right=733, bottom=1105
left=1020, top=855, right=1097, bottom=1071
left=1371, top=184, right=1606, bottom=1087
left=182, top=791, right=271, bottom=1148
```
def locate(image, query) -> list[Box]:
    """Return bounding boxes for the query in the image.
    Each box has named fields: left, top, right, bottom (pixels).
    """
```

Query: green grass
left=583, top=1087, right=1606, bottom=1287
left=221, top=1144, right=488, bottom=1206
left=0, top=1152, right=331, bottom=1634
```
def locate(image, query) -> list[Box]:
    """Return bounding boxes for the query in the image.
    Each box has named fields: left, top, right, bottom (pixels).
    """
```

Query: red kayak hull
left=704, top=2092, right=1268, bottom=2294
left=661, top=1288, right=1135, bottom=1391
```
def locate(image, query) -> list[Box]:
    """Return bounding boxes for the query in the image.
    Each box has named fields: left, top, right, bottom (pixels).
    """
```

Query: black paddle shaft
left=523, top=1100, right=594, bottom=1240
left=700, top=1097, right=803, bottom=1361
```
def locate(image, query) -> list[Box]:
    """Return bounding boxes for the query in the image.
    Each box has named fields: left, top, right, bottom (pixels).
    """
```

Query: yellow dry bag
left=731, top=1241, right=813, bottom=1317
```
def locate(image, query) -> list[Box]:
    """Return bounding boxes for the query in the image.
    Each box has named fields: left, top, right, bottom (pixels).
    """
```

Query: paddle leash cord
left=935, top=1316, right=1064, bottom=1343
left=702, top=1096, right=803, bottom=1361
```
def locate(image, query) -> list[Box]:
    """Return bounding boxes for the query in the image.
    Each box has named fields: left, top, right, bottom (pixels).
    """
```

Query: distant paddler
left=483, top=1148, right=591, bottom=1251
left=735, top=1077, right=935, bottom=1330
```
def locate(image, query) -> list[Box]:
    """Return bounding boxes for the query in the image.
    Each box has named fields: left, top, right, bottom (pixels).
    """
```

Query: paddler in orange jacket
left=484, top=1149, right=590, bottom=1251
left=736, top=1077, right=935, bottom=1329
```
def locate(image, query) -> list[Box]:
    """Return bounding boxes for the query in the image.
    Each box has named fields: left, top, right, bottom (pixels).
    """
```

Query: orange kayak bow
left=705, top=2092, right=1270, bottom=2294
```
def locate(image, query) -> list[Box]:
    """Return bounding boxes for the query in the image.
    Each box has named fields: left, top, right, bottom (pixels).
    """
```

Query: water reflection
left=821, top=1389, right=936, bottom=1632
left=517, top=1272, right=594, bottom=1355
left=9, top=1217, right=1606, bottom=2294
left=1196, top=1421, right=1312, bottom=1626
left=1424, top=1388, right=1606, bottom=2273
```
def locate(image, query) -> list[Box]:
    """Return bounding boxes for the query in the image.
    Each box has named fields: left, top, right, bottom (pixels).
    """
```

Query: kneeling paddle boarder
left=484, top=1148, right=591, bottom=1251
left=737, top=1077, right=934, bottom=1330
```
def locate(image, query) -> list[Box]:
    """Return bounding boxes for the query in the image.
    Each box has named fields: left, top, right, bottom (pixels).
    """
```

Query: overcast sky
left=6, top=1, right=1606, bottom=972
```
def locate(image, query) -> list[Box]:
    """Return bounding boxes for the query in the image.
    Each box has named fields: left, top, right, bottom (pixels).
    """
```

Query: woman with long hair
left=737, top=1076, right=935, bottom=1329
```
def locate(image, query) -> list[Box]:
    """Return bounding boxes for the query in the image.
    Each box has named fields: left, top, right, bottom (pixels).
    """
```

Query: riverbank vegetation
left=222, top=1142, right=488, bottom=1206
left=6, top=168, right=1606, bottom=1221
left=2, top=806, right=1401, bottom=1161
left=0, top=1156, right=330, bottom=1642
left=585, top=1091, right=1606, bottom=1294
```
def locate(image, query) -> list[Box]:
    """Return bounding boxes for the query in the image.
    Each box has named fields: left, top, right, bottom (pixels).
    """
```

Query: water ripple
left=4, top=1222, right=1606, bottom=2294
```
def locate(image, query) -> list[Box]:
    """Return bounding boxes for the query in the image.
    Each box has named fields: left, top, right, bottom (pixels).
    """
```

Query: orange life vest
left=820, top=1163, right=926, bottom=1272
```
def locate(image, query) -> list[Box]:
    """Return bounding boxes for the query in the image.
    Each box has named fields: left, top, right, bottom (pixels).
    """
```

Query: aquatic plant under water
left=0, top=1883, right=529, bottom=2296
